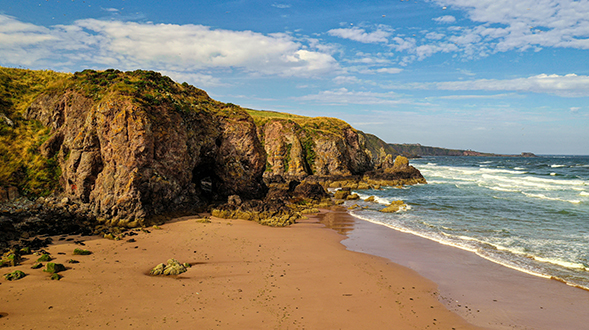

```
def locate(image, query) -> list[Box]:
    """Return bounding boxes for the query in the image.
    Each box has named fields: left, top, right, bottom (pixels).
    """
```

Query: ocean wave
left=522, top=192, right=581, bottom=204
left=349, top=211, right=555, bottom=282
left=550, top=173, right=557, bottom=176
left=580, top=191, right=589, bottom=197
left=551, top=164, right=568, bottom=168
left=533, top=256, right=588, bottom=271
left=488, top=186, right=520, bottom=192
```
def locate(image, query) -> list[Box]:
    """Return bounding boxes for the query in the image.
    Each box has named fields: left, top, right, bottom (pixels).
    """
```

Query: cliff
left=2, top=68, right=266, bottom=227
left=246, top=109, right=372, bottom=179
left=0, top=67, right=424, bottom=240
left=357, top=132, right=400, bottom=164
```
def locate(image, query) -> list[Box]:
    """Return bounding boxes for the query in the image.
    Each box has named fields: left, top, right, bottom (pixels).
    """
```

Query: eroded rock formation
left=23, top=70, right=266, bottom=226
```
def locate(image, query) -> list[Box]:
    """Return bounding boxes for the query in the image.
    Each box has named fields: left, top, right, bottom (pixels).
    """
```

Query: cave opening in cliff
left=192, top=162, right=219, bottom=201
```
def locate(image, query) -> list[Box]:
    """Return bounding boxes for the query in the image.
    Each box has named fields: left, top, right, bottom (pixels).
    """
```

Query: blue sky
left=1, top=0, right=588, bottom=154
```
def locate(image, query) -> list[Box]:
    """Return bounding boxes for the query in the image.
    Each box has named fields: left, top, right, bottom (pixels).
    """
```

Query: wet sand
left=0, top=211, right=480, bottom=329
left=339, top=212, right=589, bottom=330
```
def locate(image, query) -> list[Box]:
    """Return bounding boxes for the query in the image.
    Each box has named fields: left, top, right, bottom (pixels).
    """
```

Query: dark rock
left=4, top=270, right=26, bottom=281
left=288, top=180, right=300, bottom=192
left=292, top=183, right=329, bottom=201
left=227, top=195, right=242, bottom=206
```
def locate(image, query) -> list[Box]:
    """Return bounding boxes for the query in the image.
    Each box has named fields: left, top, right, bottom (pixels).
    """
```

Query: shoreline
left=338, top=209, right=589, bottom=330
left=1, top=210, right=480, bottom=329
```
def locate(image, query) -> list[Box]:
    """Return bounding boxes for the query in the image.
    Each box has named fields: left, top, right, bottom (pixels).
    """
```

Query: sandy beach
left=1, top=209, right=481, bottom=330
left=341, top=212, right=589, bottom=330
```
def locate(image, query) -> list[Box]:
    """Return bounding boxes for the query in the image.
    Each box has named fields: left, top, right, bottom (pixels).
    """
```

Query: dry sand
left=0, top=210, right=482, bottom=329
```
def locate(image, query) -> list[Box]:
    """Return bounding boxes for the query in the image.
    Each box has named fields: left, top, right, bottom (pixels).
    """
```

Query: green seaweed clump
left=2, top=250, right=22, bottom=266
left=4, top=270, right=26, bottom=281
left=36, top=254, right=52, bottom=262
left=45, top=262, right=66, bottom=274
left=50, top=273, right=61, bottom=281
left=73, top=248, right=92, bottom=255
left=31, top=263, right=43, bottom=269
left=149, top=259, right=188, bottom=276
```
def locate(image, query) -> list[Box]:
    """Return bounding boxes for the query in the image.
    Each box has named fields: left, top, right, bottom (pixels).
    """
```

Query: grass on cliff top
left=0, top=67, right=70, bottom=196
left=245, top=108, right=354, bottom=138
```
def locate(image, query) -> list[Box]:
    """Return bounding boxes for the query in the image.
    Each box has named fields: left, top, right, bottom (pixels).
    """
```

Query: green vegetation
left=284, top=143, right=292, bottom=172
left=73, top=248, right=92, bottom=255
left=0, top=67, right=70, bottom=196
left=4, top=270, right=26, bottom=281
left=301, top=136, right=316, bottom=173
left=37, top=254, right=52, bottom=262
left=246, top=109, right=354, bottom=138
left=44, top=262, right=66, bottom=273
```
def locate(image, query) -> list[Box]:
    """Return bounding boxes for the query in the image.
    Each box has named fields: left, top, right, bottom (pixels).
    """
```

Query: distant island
left=360, top=134, right=536, bottom=158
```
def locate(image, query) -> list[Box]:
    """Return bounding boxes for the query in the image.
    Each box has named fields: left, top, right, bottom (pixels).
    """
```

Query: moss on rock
left=4, top=270, right=26, bottom=281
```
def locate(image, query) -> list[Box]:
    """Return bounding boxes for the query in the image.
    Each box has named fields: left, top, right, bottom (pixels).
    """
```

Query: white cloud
left=0, top=15, right=339, bottom=78
left=297, top=88, right=407, bottom=105
left=101, top=8, right=119, bottom=12
left=570, top=107, right=581, bottom=113
left=365, top=1, right=589, bottom=63
left=435, top=93, right=519, bottom=99
left=272, top=3, right=292, bottom=9
left=333, top=76, right=362, bottom=84
left=436, top=73, right=589, bottom=97
left=433, top=0, right=589, bottom=52
left=328, top=26, right=392, bottom=43
left=433, top=15, right=457, bottom=23
left=393, top=73, right=589, bottom=97
left=375, top=67, right=403, bottom=74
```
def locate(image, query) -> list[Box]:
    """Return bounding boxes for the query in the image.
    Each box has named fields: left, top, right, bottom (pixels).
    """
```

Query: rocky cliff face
left=1, top=67, right=424, bottom=235
left=21, top=69, right=266, bottom=226
left=248, top=111, right=373, bottom=179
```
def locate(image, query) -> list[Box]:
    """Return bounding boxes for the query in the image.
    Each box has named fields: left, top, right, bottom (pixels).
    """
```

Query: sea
left=347, top=155, right=589, bottom=290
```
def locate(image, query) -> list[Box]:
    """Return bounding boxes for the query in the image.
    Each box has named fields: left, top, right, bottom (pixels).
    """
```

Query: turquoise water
left=348, top=156, right=589, bottom=290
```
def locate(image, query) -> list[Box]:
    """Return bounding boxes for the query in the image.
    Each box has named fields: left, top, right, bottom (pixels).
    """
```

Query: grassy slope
left=245, top=109, right=355, bottom=138
left=0, top=67, right=71, bottom=196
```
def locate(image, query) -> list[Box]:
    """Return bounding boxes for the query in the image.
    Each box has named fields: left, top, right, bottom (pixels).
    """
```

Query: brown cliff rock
left=250, top=111, right=372, bottom=179
left=24, top=70, right=266, bottom=226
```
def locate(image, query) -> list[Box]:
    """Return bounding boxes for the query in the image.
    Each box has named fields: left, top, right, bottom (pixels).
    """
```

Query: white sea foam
left=551, top=164, right=567, bottom=168
left=488, top=186, right=519, bottom=192
left=513, top=167, right=526, bottom=170
left=533, top=256, right=588, bottom=271
left=580, top=191, right=589, bottom=197
left=522, top=192, right=581, bottom=204
left=550, top=173, right=557, bottom=176
left=348, top=211, right=553, bottom=281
